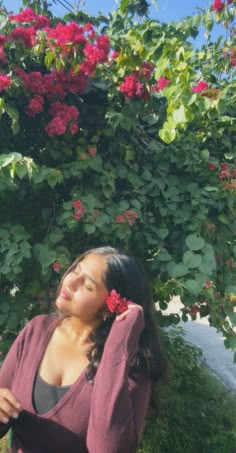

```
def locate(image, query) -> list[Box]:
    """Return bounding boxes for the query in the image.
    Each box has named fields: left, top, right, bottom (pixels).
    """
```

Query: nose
left=67, top=272, right=83, bottom=291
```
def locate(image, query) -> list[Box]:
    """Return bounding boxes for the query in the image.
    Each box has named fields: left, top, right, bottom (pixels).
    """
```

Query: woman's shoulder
left=20, top=314, right=58, bottom=339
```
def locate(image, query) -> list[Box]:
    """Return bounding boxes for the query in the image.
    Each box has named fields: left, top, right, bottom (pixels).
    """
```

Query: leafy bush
left=0, top=0, right=235, bottom=358
left=138, top=327, right=236, bottom=453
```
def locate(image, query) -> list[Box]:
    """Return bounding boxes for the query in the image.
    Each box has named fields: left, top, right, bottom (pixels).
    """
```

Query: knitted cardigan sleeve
left=86, top=308, right=151, bottom=453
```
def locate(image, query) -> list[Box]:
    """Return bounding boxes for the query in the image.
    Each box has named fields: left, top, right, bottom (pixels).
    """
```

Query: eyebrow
left=77, top=263, right=98, bottom=287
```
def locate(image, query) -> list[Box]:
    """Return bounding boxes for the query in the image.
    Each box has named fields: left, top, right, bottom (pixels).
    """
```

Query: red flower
left=208, top=162, right=218, bottom=170
left=26, top=95, right=44, bottom=117
left=9, top=26, right=36, bottom=48
left=45, top=117, right=66, bottom=136
left=106, top=289, right=132, bottom=314
left=152, top=76, right=170, bottom=92
left=110, top=50, right=119, bottom=59
left=204, top=280, right=212, bottom=288
left=192, top=81, right=209, bottom=93
left=73, top=199, right=86, bottom=220
left=9, top=7, right=50, bottom=30
left=88, top=147, right=97, bottom=157
left=140, top=62, right=155, bottom=79
left=115, top=215, right=125, bottom=224
left=119, top=73, right=150, bottom=100
left=218, top=169, right=231, bottom=179
left=53, top=262, right=61, bottom=272
left=69, top=123, right=79, bottom=135
left=212, top=0, right=225, bottom=12
left=0, top=73, right=11, bottom=92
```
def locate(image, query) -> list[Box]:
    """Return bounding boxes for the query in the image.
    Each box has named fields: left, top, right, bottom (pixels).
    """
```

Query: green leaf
left=229, top=312, right=236, bottom=327
left=173, top=106, right=187, bottom=123
left=167, top=263, right=189, bottom=277
left=183, top=251, right=202, bottom=268
left=183, top=279, right=201, bottom=296
left=185, top=234, right=205, bottom=251
left=0, top=153, right=22, bottom=169
left=84, top=224, right=96, bottom=234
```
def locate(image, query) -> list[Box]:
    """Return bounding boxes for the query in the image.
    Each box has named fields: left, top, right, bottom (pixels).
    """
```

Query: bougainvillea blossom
left=212, top=0, right=225, bottom=12
left=119, top=72, right=150, bottom=100
left=106, top=289, right=132, bottom=314
left=192, top=81, right=209, bottom=93
left=152, top=76, right=170, bottom=92
left=9, top=7, right=50, bottom=30
left=0, top=73, right=11, bottom=92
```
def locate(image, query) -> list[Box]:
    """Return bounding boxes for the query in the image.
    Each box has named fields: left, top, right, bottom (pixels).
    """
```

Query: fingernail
left=3, top=417, right=9, bottom=424
left=12, top=412, right=19, bottom=419
left=16, top=402, right=21, bottom=409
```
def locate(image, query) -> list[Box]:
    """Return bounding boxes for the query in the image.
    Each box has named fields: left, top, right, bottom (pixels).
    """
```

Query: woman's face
left=56, top=253, right=109, bottom=322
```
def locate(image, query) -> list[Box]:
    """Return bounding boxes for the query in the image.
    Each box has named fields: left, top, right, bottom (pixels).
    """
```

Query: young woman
left=0, top=246, right=168, bottom=452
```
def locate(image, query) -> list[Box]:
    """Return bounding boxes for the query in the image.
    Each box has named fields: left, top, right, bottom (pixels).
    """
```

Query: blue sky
left=5, top=0, right=212, bottom=22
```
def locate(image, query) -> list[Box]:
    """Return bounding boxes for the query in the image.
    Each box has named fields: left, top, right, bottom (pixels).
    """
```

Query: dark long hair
left=60, top=246, right=169, bottom=389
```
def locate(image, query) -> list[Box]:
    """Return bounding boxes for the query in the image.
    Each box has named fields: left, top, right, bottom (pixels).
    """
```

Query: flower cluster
left=106, top=289, right=132, bottom=314
left=2, top=9, right=110, bottom=137
left=212, top=0, right=233, bottom=12
left=115, top=210, right=138, bottom=226
left=208, top=161, right=236, bottom=190
left=9, top=7, right=50, bottom=30
left=119, top=72, right=150, bottom=100
left=152, top=76, right=170, bottom=92
left=73, top=199, right=86, bottom=220
left=45, top=102, right=79, bottom=136
left=0, top=73, right=11, bottom=92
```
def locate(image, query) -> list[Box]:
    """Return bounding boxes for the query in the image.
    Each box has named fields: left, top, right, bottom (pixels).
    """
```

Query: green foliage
left=138, top=328, right=236, bottom=453
left=0, top=0, right=235, bottom=356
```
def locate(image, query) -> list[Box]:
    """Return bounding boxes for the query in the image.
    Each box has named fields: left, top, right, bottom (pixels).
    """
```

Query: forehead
left=77, top=253, right=108, bottom=283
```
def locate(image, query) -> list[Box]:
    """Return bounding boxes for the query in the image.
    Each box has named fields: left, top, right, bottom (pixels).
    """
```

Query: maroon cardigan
left=0, top=309, right=151, bottom=452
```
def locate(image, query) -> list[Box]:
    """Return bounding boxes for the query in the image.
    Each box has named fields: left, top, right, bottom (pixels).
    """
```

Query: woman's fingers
left=0, top=389, right=21, bottom=423
left=116, top=304, right=143, bottom=321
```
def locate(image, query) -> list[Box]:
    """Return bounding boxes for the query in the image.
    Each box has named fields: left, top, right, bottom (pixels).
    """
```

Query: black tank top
left=33, top=373, right=71, bottom=415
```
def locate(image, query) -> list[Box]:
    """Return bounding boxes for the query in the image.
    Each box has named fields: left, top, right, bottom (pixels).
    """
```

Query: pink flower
left=218, top=169, right=231, bottom=179
left=152, top=76, right=170, bottom=92
left=119, top=73, right=149, bottom=100
left=45, top=117, right=66, bottom=136
left=110, top=50, right=119, bottom=59
left=204, top=281, right=212, bottom=288
left=208, top=162, right=218, bottom=170
left=73, top=199, right=86, bottom=220
left=115, top=215, right=125, bottom=224
left=73, top=199, right=82, bottom=209
left=26, top=95, right=44, bottom=117
left=212, top=0, right=225, bottom=12
left=88, top=147, right=97, bottom=157
left=106, top=289, right=132, bottom=314
left=9, top=7, right=50, bottom=30
left=53, top=262, right=61, bottom=272
left=9, top=26, right=36, bottom=48
left=192, top=81, right=209, bottom=93
left=69, top=123, right=79, bottom=135
left=189, top=305, right=200, bottom=316
left=140, top=62, right=155, bottom=79
left=0, top=73, right=11, bottom=92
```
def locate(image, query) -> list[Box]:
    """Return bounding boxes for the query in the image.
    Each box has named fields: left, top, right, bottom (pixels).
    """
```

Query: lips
left=59, top=288, right=71, bottom=301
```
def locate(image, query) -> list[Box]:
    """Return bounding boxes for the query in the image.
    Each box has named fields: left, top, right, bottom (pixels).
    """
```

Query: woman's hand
left=116, top=303, right=143, bottom=322
left=0, top=388, right=22, bottom=424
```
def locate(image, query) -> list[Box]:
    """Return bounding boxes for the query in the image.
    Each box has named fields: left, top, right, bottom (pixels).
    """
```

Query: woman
left=0, top=246, right=168, bottom=452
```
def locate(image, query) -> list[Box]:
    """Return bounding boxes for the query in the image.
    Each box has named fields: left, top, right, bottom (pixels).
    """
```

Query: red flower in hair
left=106, top=289, right=132, bottom=314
